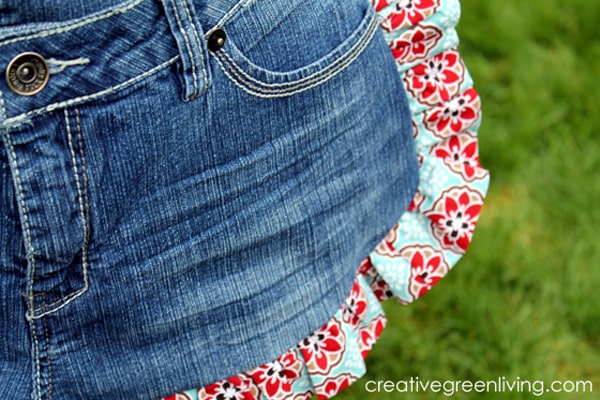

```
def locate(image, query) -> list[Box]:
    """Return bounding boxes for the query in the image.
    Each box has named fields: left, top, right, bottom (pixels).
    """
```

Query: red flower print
left=426, top=187, right=485, bottom=254
left=432, top=133, right=489, bottom=182
left=390, top=25, right=443, bottom=65
left=371, top=0, right=394, bottom=12
left=357, top=257, right=374, bottom=276
left=369, top=275, right=395, bottom=302
left=404, top=49, right=465, bottom=106
left=200, top=375, right=259, bottom=400
left=316, top=373, right=357, bottom=400
left=374, top=224, right=400, bottom=257
left=407, top=188, right=425, bottom=212
left=381, top=0, right=441, bottom=31
left=299, top=319, right=345, bottom=374
left=341, top=281, right=368, bottom=329
left=358, top=259, right=396, bottom=302
left=359, top=315, right=386, bottom=359
left=248, top=351, right=303, bottom=399
left=424, top=87, right=481, bottom=138
left=398, top=245, right=450, bottom=299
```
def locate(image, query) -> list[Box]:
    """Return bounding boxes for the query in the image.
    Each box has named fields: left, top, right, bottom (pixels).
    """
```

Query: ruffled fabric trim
left=162, top=0, right=489, bottom=398
left=370, top=0, right=489, bottom=305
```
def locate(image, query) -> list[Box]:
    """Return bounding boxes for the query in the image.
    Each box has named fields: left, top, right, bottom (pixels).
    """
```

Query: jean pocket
left=209, top=0, right=379, bottom=98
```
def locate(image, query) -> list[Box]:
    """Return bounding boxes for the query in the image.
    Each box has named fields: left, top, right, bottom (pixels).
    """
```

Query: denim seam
left=75, top=110, right=91, bottom=274
left=42, top=316, right=53, bottom=400
left=211, top=13, right=377, bottom=97
left=3, top=56, right=179, bottom=128
left=31, top=318, right=42, bottom=400
left=47, top=57, right=91, bottom=75
left=0, top=90, right=6, bottom=119
left=26, top=110, right=91, bottom=319
left=180, top=0, right=209, bottom=95
left=0, top=0, right=144, bottom=47
left=169, top=0, right=199, bottom=98
left=0, top=100, right=40, bottom=321
left=1, top=93, right=42, bottom=395
left=219, top=11, right=377, bottom=88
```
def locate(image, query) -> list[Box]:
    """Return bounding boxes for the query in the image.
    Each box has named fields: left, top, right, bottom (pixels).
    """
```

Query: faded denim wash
left=0, top=0, right=418, bottom=398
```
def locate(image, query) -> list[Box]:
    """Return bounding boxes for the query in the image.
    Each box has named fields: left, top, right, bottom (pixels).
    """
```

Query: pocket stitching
left=212, top=8, right=379, bottom=98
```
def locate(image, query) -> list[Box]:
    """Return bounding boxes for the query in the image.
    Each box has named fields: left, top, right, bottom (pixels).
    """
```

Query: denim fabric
left=0, top=0, right=418, bottom=398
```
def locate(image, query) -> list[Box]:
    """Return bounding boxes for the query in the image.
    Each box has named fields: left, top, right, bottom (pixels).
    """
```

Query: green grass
left=336, top=0, right=600, bottom=399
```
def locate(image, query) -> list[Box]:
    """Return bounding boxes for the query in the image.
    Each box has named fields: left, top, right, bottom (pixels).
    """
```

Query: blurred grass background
left=338, top=0, right=600, bottom=399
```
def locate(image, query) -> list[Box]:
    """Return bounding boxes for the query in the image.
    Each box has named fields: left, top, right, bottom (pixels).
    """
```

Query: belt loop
left=160, top=0, right=211, bottom=101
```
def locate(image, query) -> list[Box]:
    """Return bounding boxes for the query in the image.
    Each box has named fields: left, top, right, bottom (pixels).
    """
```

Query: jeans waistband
left=0, top=0, right=247, bottom=127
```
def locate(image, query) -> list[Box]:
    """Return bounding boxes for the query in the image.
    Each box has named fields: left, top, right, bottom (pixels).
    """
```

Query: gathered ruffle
left=369, top=0, right=489, bottom=305
left=162, top=0, right=489, bottom=398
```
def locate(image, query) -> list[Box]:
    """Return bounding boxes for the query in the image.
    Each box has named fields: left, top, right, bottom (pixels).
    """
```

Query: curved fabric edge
left=161, top=0, right=489, bottom=398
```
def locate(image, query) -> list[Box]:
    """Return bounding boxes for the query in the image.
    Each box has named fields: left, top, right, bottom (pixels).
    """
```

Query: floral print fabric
left=370, top=0, right=489, bottom=304
left=162, top=0, right=489, bottom=398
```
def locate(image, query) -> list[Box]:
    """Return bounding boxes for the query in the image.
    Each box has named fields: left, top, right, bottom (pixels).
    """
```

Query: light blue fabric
left=0, top=0, right=418, bottom=398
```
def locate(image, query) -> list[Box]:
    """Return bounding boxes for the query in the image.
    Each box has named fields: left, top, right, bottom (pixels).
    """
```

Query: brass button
left=207, top=28, right=227, bottom=52
left=6, top=52, right=49, bottom=96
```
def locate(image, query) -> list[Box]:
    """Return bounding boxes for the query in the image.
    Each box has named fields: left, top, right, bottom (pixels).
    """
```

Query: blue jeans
left=0, top=0, right=418, bottom=398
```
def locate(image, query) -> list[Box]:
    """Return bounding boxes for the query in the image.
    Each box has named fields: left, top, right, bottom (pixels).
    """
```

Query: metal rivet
left=6, top=52, right=49, bottom=96
left=207, top=28, right=227, bottom=52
